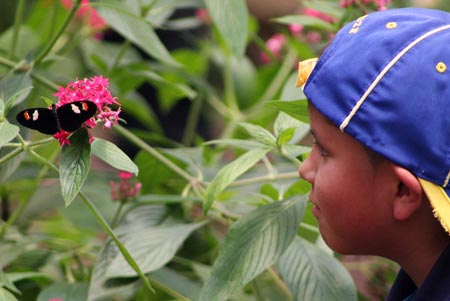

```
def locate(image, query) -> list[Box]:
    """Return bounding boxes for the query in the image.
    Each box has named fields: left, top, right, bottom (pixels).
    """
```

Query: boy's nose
left=298, top=154, right=315, bottom=184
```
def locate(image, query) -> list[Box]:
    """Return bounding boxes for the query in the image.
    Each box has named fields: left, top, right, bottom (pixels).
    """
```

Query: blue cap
left=299, top=8, right=450, bottom=232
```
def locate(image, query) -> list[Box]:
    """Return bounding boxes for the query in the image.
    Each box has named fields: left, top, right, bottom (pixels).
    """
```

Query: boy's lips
left=309, top=196, right=321, bottom=217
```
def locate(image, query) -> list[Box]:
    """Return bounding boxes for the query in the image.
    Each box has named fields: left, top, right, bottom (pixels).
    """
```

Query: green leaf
left=88, top=205, right=205, bottom=300
left=6, top=272, right=50, bottom=283
left=0, top=288, right=17, bottom=301
left=275, top=15, right=335, bottom=31
left=0, top=122, right=19, bottom=148
left=282, top=144, right=311, bottom=158
left=198, top=195, right=307, bottom=301
left=134, top=150, right=182, bottom=194
left=204, top=138, right=266, bottom=150
left=60, top=129, right=91, bottom=206
left=205, top=0, right=249, bottom=57
left=274, top=112, right=310, bottom=147
left=277, top=128, right=296, bottom=147
left=0, top=269, right=19, bottom=295
left=96, top=0, right=178, bottom=66
left=132, top=68, right=197, bottom=113
left=119, top=95, right=162, bottom=132
left=303, top=0, right=344, bottom=19
left=240, top=122, right=277, bottom=147
left=0, top=72, right=33, bottom=114
left=91, top=138, right=138, bottom=175
left=278, top=237, right=357, bottom=301
left=274, top=111, right=307, bottom=137
left=150, top=267, right=202, bottom=300
left=106, top=221, right=206, bottom=278
left=266, top=100, right=309, bottom=123
left=0, top=237, right=32, bottom=268
left=37, top=282, right=89, bottom=301
left=204, top=148, right=270, bottom=214
left=279, top=71, right=306, bottom=101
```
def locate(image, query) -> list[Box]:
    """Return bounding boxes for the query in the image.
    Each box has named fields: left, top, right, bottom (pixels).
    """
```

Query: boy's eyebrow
left=300, top=129, right=316, bottom=146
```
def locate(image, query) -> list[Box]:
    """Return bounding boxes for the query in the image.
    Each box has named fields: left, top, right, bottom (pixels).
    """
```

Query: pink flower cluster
left=260, top=34, right=286, bottom=62
left=110, top=171, right=142, bottom=202
left=339, top=0, right=391, bottom=10
left=260, top=8, right=335, bottom=64
left=53, top=75, right=121, bottom=145
left=61, top=0, right=106, bottom=31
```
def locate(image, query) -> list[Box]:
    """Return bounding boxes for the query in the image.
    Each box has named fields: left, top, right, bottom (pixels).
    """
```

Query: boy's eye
left=313, top=141, right=329, bottom=157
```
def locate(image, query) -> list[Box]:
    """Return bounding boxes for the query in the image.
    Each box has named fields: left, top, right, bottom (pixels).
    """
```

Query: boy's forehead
left=301, top=103, right=342, bottom=146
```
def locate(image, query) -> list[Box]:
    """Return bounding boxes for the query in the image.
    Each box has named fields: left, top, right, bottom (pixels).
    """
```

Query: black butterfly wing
left=57, top=101, right=97, bottom=132
left=16, top=107, right=59, bottom=135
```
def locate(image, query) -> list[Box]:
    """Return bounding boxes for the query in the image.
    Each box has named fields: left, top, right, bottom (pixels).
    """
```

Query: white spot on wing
left=71, top=103, right=81, bottom=114
left=32, top=110, right=39, bottom=121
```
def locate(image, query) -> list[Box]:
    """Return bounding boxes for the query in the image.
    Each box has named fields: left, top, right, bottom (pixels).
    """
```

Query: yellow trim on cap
left=296, top=58, right=318, bottom=87
left=418, top=178, right=450, bottom=233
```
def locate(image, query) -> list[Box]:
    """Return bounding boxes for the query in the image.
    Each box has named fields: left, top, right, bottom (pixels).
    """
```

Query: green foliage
left=199, top=196, right=306, bottom=301
left=60, top=129, right=92, bottom=206
left=0, top=0, right=415, bottom=300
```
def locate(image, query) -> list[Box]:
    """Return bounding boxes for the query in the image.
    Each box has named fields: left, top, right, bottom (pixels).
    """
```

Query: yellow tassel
left=418, top=178, right=450, bottom=234
left=295, top=58, right=318, bottom=87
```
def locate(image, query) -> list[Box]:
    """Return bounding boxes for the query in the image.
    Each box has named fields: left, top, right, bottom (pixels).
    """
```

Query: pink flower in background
left=61, top=0, right=106, bottom=31
left=289, top=24, right=304, bottom=36
left=260, top=34, right=286, bottom=63
left=110, top=171, right=142, bottom=202
left=339, top=0, right=390, bottom=10
left=260, top=7, right=336, bottom=64
left=119, top=171, right=133, bottom=180
left=196, top=8, right=211, bottom=24
left=266, top=34, right=286, bottom=56
left=305, top=31, right=322, bottom=44
left=303, top=8, right=336, bottom=23
left=48, top=299, right=62, bottom=301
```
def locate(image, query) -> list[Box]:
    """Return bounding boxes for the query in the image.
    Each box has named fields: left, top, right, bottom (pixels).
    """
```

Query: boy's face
left=299, top=104, right=396, bottom=255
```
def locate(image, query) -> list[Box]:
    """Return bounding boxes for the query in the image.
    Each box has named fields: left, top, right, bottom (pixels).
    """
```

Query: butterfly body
left=16, top=101, right=97, bottom=135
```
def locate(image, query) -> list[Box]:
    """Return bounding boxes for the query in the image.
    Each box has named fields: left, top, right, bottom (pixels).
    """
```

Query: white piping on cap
left=339, top=24, right=450, bottom=131
left=444, top=170, right=450, bottom=187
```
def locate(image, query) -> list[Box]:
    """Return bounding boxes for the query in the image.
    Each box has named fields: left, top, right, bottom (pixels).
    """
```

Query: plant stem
left=111, top=200, right=125, bottom=228
left=109, top=39, right=131, bottom=75
left=10, top=0, right=25, bottom=60
left=79, top=191, right=155, bottom=294
left=228, top=171, right=298, bottom=187
left=147, top=275, right=191, bottom=301
left=34, top=0, right=82, bottom=67
left=31, top=72, right=59, bottom=91
left=0, top=148, right=24, bottom=166
left=0, top=56, right=19, bottom=69
left=251, top=279, right=266, bottom=301
left=182, top=93, right=203, bottom=146
left=267, top=267, right=292, bottom=300
left=113, top=125, right=196, bottom=183
left=223, top=54, right=238, bottom=111
left=0, top=56, right=59, bottom=91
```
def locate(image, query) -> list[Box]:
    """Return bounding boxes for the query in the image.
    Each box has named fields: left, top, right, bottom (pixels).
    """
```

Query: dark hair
left=364, top=146, right=385, bottom=167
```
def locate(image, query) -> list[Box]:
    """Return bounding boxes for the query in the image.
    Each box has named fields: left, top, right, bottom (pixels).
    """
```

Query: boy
left=296, top=7, right=450, bottom=300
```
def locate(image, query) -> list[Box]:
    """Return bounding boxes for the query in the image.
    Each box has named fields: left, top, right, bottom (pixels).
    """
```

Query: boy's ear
left=391, top=165, right=424, bottom=221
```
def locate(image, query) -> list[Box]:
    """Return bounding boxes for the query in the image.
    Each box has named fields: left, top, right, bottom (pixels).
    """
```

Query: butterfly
left=16, top=101, right=98, bottom=135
